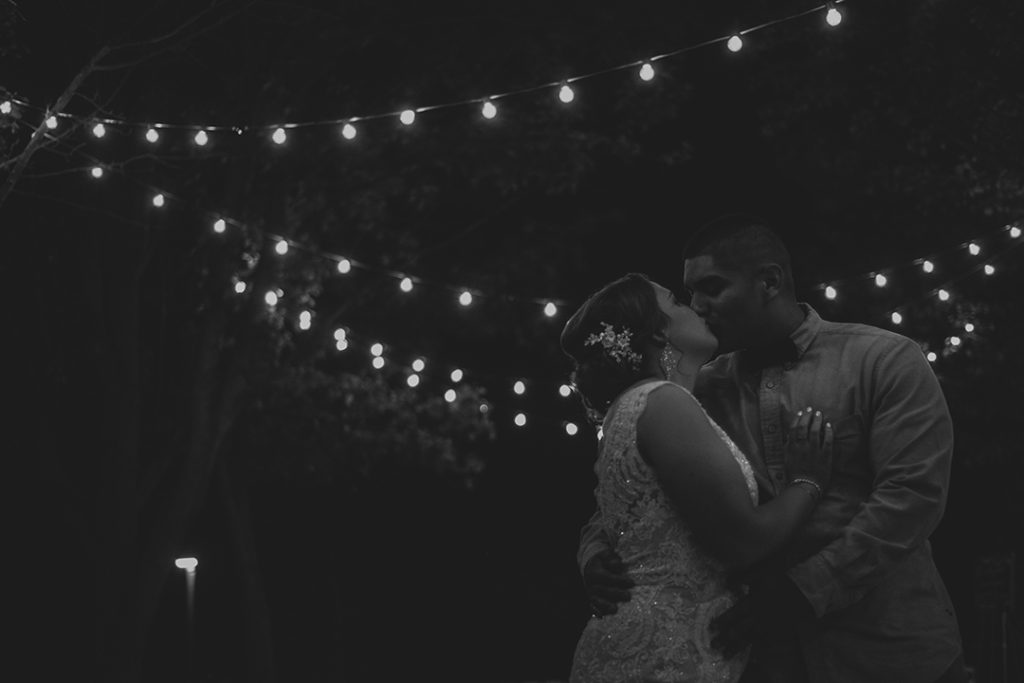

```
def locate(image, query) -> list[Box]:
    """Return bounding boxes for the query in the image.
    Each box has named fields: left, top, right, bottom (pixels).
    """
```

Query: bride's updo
left=560, top=273, right=668, bottom=421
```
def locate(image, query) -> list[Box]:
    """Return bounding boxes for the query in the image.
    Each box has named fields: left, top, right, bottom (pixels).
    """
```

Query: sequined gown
left=570, top=381, right=759, bottom=683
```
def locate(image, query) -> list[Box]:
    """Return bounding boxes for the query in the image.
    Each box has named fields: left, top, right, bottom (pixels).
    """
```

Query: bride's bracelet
left=788, top=477, right=823, bottom=502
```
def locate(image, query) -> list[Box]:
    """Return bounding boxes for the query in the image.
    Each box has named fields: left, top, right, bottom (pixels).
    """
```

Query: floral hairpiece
left=585, top=322, right=642, bottom=371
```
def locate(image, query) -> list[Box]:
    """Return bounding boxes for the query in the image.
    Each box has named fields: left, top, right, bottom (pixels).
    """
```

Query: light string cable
left=1, top=1, right=851, bottom=141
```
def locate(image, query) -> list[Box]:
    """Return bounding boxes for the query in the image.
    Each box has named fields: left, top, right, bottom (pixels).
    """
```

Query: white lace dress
left=570, top=381, right=759, bottom=683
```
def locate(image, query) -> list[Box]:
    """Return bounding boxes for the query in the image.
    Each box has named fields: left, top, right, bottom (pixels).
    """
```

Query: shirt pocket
left=829, top=413, right=871, bottom=497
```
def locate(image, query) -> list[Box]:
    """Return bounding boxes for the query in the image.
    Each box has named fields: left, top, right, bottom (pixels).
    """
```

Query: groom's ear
left=758, top=263, right=784, bottom=299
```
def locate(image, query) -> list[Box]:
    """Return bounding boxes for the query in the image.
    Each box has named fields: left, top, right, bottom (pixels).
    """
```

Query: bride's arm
left=637, top=384, right=826, bottom=570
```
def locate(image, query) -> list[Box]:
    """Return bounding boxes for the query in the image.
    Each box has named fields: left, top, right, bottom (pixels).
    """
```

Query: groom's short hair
left=682, top=213, right=793, bottom=284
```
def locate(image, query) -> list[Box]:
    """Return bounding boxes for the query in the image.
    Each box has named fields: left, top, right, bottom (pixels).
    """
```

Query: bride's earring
left=660, top=345, right=682, bottom=379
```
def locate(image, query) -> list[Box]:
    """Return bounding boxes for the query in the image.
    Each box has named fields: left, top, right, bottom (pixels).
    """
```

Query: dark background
left=3, top=1, right=1021, bottom=681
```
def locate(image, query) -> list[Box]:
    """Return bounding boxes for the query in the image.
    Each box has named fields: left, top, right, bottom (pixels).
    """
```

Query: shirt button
left=765, top=381, right=775, bottom=389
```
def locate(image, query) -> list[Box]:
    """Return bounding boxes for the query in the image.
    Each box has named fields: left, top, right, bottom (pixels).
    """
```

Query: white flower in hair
left=584, top=322, right=642, bottom=370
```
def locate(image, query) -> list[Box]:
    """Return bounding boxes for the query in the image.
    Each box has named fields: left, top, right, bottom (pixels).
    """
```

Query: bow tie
left=739, top=338, right=800, bottom=372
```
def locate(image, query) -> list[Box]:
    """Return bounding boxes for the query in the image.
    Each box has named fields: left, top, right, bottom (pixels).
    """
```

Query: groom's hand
left=710, top=573, right=813, bottom=656
left=582, top=549, right=635, bottom=617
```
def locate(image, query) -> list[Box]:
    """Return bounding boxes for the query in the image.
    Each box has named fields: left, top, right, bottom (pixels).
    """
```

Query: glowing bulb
left=968, top=242, right=980, bottom=256
left=272, top=127, right=287, bottom=144
left=412, top=358, right=425, bottom=372
left=194, top=130, right=208, bottom=146
left=479, top=403, right=489, bottom=414
left=1010, top=226, right=1021, bottom=238
left=335, top=338, right=349, bottom=351
left=964, top=323, right=975, bottom=333
left=559, top=384, right=572, bottom=397
left=513, top=380, right=526, bottom=395
left=458, top=290, right=473, bottom=306
left=444, top=389, right=457, bottom=403
left=984, top=264, right=995, bottom=275
left=45, top=115, right=58, bottom=129
left=372, top=356, right=385, bottom=370
left=234, top=281, right=247, bottom=294
left=937, top=289, right=950, bottom=301
left=565, top=422, right=579, bottom=436
left=727, top=35, right=743, bottom=52
left=0, top=101, right=11, bottom=114
left=213, top=218, right=226, bottom=233
left=481, top=99, right=497, bottom=119
left=333, top=328, right=347, bottom=341
left=407, top=374, right=420, bottom=388
left=825, top=5, right=843, bottom=27
left=927, top=351, right=937, bottom=363
left=399, top=109, right=416, bottom=125
left=450, top=368, right=463, bottom=382
left=274, top=239, right=289, bottom=255
left=370, top=343, right=384, bottom=357
left=152, top=193, right=165, bottom=207
left=145, top=128, right=160, bottom=143
left=874, top=273, right=887, bottom=287
left=298, top=311, right=312, bottom=330
left=639, top=62, right=655, bottom=81
left=824, top=285, right=837, bottom=300
left=399, top=277, right=413, bottom=292
left=949, top=336, right=961, bottom=347
left=264, top=290, right=279, bottom=306
left=922, top=260, right=935, bottom=273
left=175, top=557, right=198, bottom=571
left=514, top=412, right=527, bottom=427
left=336, top=258, right=352, bottom=274
left=543, top=301, right=557, bottom=317
left=90, top=166, right=104, bottom=179
left=558, top=83, right=575, bottom=103
left=92, top=123, right=106, bottom=138
left=342, top=122, right=357, bottom=139
left=891, top=312, right=903, bottom=325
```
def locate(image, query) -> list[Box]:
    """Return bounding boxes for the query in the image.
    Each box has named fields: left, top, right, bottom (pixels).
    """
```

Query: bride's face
left=652, top=283, right=718, bottom=361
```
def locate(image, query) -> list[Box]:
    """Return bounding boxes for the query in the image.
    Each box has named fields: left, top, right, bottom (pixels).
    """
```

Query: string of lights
left=32, top=133, right=1022, bottom=435
left=1, top=1, right=849, bottom=146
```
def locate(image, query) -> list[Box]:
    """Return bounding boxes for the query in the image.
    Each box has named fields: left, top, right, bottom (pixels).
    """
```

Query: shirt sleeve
left=577, top=506, right=610, bottom=575
left=787, top=337, right=954, bottom=617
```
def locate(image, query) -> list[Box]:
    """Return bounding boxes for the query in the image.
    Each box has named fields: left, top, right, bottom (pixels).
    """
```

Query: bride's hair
left=560, top=272, right=668, bottom=422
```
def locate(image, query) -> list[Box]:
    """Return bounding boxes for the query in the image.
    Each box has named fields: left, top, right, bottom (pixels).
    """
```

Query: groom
left=578, top=214, right=968, bottom=682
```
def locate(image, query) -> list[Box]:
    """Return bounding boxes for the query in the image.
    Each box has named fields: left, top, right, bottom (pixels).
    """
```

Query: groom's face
left=682, top=254, right=766, bottom=353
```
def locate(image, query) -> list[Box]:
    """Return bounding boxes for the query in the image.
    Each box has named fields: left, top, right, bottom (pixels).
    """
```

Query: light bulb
left=213, top=219, right=226, bottom=233
left=559, top=384, right=572, bottom=397
left=399, top=277, right=413, bottom=292
left=335, top=338, right=349, bottom=351
left=450, top=368, right=463, bottom=382
left=481, top=100, right=497, bottom=119
left=558, top=83, right=575, bottom=103
left=1010, top=226, right=1021, bottom=238
left=399, top=109, right=416, bottom=125
left=372, top=356, right=385, bottom=370
left=407, top=374, right=420, bottom=388
left=922, top=260, right=935, bottom=273
left=90, top=166, right=104, bottom=179
left=152, top=193, right=165, bottom=207
left=565, top=422, right=579, bottom=436
left=727, top=35, right=743, bottom=52
left=824, top=285, right=837, bottom=300
left=412, top=358, right=425, bottom=372
left=298, top=311, right=312, bottom=330
left=639, top=62, right=655, bottom=81
left=0, top=101, right=11, bottom=114
left=513, top=380, right=526, bottom=395
left=275, top=239, right=289, bottom=255
left=45, top=115, right=58, bottom=129
left=874, top=273, right=887, bottom=287
left=92, top=123, right=106, bottom=138
left=937, top=289, right=950, bottom=301
left=949, top=336, right=961, bottom=347
left=514, top=413, right=527, bottom=427
left=145, top=128, right=160, bottom=143
left=964, top=323, right=975, bottom=333
left=968, top=242, right=980, bottom=256
left=342, top=122, right=357, bottom=139
left=444, top=389, right=457, bottom=403
left=891, top=311, right=903, bottom=324
left=984, top=264, right=995, bottom=275
left=825, top=5, right=843, bottom=27
left=458, top=290, right=473, bottom=306
left=234, top=281, right=247, bottom=294
left=336, top=258, right=352, bottom=274
left=543, top=301, right=557, bottom=317
left=272, top=127, right=287, bottom=144
left=264, top=290, right=278, bottom=306
left=370, top=343, right=384, bottom=357
left=333, top=327, right=347, bottom=341
left=194, top=130, right=208, bottom=146
left=927, top=351, right=937, bottom=363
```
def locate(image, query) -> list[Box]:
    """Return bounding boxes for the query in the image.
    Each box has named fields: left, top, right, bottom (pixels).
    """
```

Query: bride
left=560, top=272, right=832, bottom=682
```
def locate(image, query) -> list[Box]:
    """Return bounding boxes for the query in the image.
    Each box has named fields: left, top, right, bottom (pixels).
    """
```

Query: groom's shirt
left=694, top=303, right=962, bottom=683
